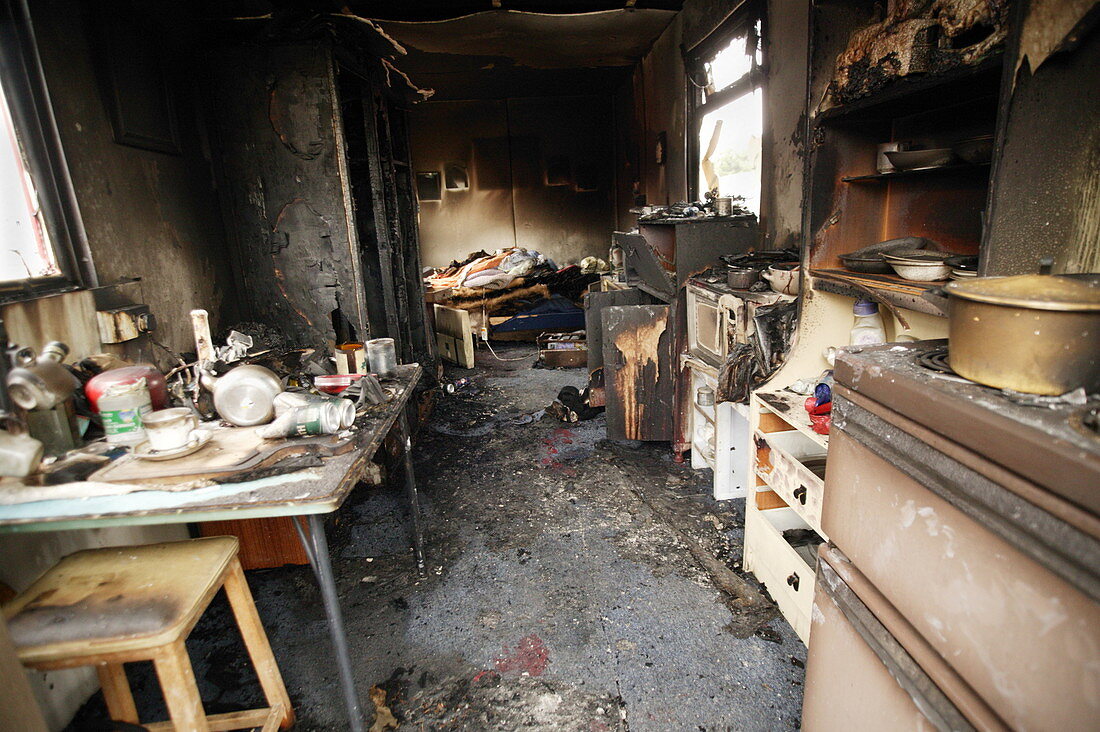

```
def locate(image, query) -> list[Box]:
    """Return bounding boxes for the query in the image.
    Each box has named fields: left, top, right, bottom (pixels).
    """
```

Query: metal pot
left=944, top=274, right=1100, bottom=395
left=726, top=266, right=761, bottom=289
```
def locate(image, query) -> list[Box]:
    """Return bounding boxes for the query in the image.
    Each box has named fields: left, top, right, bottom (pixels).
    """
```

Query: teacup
left=143, top=407, right=198, bottom=452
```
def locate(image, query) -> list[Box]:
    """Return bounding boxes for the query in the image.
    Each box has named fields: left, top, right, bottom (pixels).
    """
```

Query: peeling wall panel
left=984, top=7, right=1100, bottom=274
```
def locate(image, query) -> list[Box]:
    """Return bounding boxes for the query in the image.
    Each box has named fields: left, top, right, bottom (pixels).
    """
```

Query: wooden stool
left=2, top=537, right=294, bottom=731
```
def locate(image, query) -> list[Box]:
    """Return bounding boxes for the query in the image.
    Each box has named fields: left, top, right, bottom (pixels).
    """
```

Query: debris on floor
left=67, top=343, right=804, bottom=731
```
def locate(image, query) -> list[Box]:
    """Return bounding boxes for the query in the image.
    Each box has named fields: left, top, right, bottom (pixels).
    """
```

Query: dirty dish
left=945, top=255, right=979, bottom=272
left=763, top=263, right=800, bottom=295
left=839, top=237, right=939, bottom=273
left=884, top=148, right=955, bottom=170
left=883, top=251, right=951, bottom=281
left=132, top=430, right=213, bottom=461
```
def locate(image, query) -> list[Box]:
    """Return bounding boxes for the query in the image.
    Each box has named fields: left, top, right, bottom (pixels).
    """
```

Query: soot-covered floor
left=69, top=344, right=805, bottom=730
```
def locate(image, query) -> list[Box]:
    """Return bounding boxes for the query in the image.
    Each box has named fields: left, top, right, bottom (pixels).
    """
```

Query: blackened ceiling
left=205, top=1, right=683, bottom=23
left=194, top=2, right=683, bottom=100
left=377, top=8, right=678, bottom=100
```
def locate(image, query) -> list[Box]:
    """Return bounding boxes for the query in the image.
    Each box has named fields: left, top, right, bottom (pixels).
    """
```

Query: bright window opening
left=696, top=25, right=763, bottom=214
left=0, top=80, right=59, bottom=282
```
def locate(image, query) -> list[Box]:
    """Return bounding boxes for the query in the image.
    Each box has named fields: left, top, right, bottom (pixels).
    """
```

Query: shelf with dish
left=806, top=92, right=995, bottom=311
left=841, top=161, right=990, bottom=183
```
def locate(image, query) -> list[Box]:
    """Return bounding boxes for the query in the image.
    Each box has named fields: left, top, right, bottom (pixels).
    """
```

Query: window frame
left=686, top=1, right=768, bottom=205
left=0, top=0, right=95, bottom=300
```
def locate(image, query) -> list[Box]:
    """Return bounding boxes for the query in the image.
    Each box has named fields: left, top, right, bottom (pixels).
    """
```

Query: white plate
left=133, top=430, right=213, bottom=461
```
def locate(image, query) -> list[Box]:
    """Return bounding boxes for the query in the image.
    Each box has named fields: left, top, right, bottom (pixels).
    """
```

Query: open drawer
left=744, top=501, right=821, bottom=644
left=755, top=429, right=828, bottom=536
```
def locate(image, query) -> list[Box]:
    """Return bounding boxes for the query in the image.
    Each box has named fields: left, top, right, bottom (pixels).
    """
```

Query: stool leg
left=96, top=663, right=139, bottom=724
left=223, top=558, right=295, bottom=729
left=153, top=641, right=209, bottom=732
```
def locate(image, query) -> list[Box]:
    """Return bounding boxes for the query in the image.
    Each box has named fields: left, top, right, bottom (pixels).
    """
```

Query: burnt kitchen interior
left=0, top=0, right=1097, bottom=730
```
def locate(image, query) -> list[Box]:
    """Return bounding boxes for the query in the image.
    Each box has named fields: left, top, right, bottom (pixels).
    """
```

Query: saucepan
left=726, top=266, right=761, bottom=289
left=942, top=273, right=1100, bottom=395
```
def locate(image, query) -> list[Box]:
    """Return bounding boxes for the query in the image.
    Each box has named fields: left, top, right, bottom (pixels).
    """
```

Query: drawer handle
left=786, top=573, right=800, bottom=591
left=793, top=486, right=807, bottom=505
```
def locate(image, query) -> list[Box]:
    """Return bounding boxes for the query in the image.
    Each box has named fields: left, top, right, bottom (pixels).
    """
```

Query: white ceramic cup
left=143, top=407, right=198, bottom=452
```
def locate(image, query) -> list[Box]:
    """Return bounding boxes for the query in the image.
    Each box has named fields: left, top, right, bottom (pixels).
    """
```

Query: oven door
left=687, top=286, right=725, bottom=363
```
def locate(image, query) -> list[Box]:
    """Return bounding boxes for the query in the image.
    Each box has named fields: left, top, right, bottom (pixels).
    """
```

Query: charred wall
left=409, top=95, right=616, bottom=268
left=983, top=3, right=1100, bottom=274
left=29, top=0, right=238, bottom=353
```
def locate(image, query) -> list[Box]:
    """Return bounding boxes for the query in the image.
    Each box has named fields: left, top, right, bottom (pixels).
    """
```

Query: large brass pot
left=944, top=274, right=1100, bottom=395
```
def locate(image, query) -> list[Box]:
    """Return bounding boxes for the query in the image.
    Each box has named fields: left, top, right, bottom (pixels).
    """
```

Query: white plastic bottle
left=850, top=299, right=887, bottom=346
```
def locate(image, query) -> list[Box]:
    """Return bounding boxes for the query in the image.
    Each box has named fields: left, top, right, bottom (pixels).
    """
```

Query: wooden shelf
left=756, top=390, right=829, bottom=451
left=810, top=269, right=948, bottom=317
left=842, top=162, right=990, bottom=183
left=816, top=56, right=1003, bottom=125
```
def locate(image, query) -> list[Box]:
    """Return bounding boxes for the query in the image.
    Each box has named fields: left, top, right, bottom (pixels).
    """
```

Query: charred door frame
left=335, top=58, right=433, bottom=368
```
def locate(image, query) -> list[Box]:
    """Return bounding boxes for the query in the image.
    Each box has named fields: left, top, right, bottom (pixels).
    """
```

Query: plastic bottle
left=850, top=300, right=887, bottom=346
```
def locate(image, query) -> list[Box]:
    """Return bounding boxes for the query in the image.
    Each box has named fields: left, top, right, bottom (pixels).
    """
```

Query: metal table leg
left=399, top=409, right=427, bottom=577
left=293, top=515, right=364, bottom=732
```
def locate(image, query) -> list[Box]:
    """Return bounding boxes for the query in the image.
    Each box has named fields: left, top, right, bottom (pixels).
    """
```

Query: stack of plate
left=946, top=255, right=979, bottom=280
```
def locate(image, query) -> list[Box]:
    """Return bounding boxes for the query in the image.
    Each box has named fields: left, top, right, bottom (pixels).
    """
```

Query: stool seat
left=3, top=537, right=293, bottom=730
left=4, top=537, right=238, bottom=666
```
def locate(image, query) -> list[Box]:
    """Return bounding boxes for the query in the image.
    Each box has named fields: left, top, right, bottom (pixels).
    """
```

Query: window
left=690, top=14, right=764, bottom=214
left=0, top=79, right=59, bottom=281
left=0, top=0, right=93, bottom=295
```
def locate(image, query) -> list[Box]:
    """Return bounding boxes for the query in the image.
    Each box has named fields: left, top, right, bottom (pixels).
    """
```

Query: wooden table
left=0, top=364, right=424, bottom=732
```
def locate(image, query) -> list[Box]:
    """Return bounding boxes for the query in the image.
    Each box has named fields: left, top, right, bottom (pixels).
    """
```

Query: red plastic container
left=85, top=365, right=169, bottom=413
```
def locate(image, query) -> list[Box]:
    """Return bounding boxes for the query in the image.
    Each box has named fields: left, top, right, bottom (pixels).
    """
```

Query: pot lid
left=945, top=274, right=1100, bottom=311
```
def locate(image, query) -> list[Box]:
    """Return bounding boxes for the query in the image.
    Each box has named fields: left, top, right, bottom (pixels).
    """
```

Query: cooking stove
left=913, top=344, right=955, bottom=375
left=835, top=339, right=1100, bottom=516
left=813, top=339, right=1100, bottom=731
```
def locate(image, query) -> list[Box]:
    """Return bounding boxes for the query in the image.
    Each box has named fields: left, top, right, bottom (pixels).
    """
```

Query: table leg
left=399, top=409, right=427, bottom=577
left=292, top=515, right=363, bottom=732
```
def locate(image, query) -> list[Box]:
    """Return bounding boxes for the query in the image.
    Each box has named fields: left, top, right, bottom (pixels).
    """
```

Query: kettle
left=202, top=364, right=283, bottom=426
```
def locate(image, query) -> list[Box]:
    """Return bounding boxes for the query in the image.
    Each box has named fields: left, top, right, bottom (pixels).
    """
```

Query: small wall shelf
left=811, top=269, right=948, bottom=317
left=841, top=162, right=990, bottom=183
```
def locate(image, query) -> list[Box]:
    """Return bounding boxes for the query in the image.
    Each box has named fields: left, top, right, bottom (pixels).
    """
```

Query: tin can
left=335, top=343, right=367, bottom=375
left=275, top=391, right=336, bottom=413
left=99, top=378, right=154, bottom=445
left=444, top=378, right=472, bottom=394
left=282, top=401, right=354, bottom=436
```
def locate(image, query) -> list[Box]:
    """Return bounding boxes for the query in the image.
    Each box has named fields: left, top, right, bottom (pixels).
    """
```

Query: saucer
left=133, top=430, right=213, bottom=461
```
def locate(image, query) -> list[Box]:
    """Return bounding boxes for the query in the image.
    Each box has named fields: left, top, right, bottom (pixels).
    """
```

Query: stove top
left=834, top=340, right=1100, bottom=515
left=913, top=345, right=956, bottom=376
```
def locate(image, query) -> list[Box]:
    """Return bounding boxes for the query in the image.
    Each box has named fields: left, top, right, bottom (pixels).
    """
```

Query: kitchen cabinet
left=601, top=303, right=674, bottom=442
left=802, top=341, right=1100, bottom=730
left=744, top=390, right=829, bottom=644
